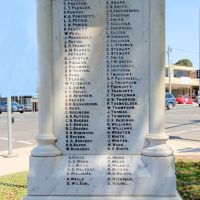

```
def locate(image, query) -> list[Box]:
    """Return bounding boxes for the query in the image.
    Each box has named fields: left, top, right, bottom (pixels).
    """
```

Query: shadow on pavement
left=177, top=147, right=200, bottom=153
left=170, top=135, right=200, bottom=142
left=166, top=120, right=200, bottom=129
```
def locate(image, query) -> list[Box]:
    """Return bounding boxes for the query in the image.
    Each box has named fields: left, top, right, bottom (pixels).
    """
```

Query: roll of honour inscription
left=58, top=0, right=149, bottom=194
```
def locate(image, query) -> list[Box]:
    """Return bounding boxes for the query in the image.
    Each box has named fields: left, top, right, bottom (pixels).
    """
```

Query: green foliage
left=175, top=59, right=193, bottom=67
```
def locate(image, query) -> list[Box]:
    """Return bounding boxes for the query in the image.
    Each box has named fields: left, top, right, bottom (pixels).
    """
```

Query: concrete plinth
left=25, top=194, right=182, bottom=200
left=24, top=155, right=179, bottom=199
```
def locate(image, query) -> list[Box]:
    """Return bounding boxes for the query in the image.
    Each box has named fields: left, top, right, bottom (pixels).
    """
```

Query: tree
left=175, top=59, right=193, bottom=67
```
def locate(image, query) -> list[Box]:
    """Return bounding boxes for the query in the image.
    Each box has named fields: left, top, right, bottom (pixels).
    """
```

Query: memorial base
left=24, top=194, right=182, bottom=200
left=24, top=155, right=182, bottom=199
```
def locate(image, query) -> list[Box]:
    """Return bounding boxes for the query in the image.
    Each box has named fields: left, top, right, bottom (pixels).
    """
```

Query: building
left=0, top=95, right=38, bottom=111
left=165, top=65, right=199, bottom=98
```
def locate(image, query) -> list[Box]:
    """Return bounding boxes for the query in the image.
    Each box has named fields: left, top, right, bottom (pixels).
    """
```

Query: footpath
left=0, top=146, right=35, bottom=176
left=0, top=140, right=200, bottom=176
left=167, top=139, right=200, bottom=161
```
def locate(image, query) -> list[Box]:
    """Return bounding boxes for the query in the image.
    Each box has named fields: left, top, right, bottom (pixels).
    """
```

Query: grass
left=0, top=172, right=27, bottom=200
left=0, top=161, right=199, bottom=200
left=176, top=160, right=200, bottom=200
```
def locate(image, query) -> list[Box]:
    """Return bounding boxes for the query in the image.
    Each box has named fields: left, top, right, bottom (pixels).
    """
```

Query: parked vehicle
left=165, top=93, right=176, bottom=110
left=23, top=104, right=32, bottom=112
left=0, top=101, right=24, bottom=113
left=0, top=102, right=7, bottom=113
left=197, top=95, right=200, bottom=107
left=176, top=95, right=193, bottom=104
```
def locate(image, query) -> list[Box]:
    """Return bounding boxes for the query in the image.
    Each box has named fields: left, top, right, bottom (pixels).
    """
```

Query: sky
left=0, top=0, right=199, bottom=97
left=0, top=0, right=37, bottom=97
left=166, top=0, right=200, bottom=68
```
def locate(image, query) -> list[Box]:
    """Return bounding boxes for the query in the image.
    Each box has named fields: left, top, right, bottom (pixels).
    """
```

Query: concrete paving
left=167, top=140, right=200, bottom=160
left=0, top=146, right=35, bottom=176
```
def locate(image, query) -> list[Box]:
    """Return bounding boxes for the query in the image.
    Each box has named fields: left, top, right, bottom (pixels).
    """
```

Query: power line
left=165, top=46, right=199, bottom=55
left=172, top=48, right=199, bottom=55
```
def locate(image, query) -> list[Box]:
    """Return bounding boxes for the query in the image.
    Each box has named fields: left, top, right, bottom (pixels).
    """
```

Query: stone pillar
left=142, top=0, right=173, bottom=157
left=31, top=0, right=61, bottom=156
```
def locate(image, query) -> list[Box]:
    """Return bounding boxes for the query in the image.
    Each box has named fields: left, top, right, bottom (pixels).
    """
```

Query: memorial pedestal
left=25, top=195, right=182, bottom=200
left=24, top=155, right=182, bottom=200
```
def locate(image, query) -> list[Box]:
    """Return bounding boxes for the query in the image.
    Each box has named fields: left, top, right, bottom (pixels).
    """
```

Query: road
left=165, top=104, right=200, bottom=156
left=0, top=105, right=200, bottom=154
left=166, top=104, right=200, bottom=141
left=0, top=112, right=38, bottom=151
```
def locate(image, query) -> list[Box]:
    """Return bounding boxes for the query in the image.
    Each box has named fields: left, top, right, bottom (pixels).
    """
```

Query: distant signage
left=197, top=70, right=200, bottom=79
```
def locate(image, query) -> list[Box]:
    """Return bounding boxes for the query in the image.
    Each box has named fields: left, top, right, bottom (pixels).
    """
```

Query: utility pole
left=199, top=9, right=200, bottom=96
left=167, top=45, right=172, bottom=93
left=4, top=96, right=16, bottom=157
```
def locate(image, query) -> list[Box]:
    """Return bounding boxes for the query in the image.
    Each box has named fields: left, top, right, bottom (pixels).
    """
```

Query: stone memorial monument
left=25, top=0, right=182, bottom=199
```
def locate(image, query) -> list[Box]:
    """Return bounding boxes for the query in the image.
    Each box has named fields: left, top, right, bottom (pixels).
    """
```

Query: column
left=142, top=0, right=173, bottom=157
left=31, top=0, right=61, bottom=156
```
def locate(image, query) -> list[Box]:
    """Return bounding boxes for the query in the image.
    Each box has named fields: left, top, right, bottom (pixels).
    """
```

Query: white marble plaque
left=54, top=0, right=149, bottom=155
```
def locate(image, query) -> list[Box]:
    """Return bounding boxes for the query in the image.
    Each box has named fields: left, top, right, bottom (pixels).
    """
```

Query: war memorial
left=24, top=0, right=182, bottom=199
